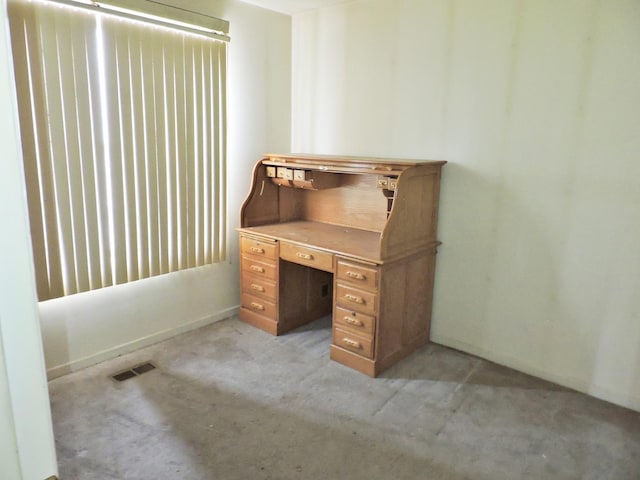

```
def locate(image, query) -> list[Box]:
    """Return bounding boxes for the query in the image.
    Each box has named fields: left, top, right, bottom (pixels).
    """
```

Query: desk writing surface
left=239, top=221, right=383, bottom=264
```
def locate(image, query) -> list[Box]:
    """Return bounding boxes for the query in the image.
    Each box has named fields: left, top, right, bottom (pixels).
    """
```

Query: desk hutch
left=237, top=153, right=446, bottom=376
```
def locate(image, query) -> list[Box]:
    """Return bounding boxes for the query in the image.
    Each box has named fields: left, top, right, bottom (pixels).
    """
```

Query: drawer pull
left=345, top=317, right=364, bottom=327
left=250, top=284, right=265, bottom=292
left=250, top=302, right=265, bottom=311
left=343, top=338, right=362, bottom=349
left=296, top=252, right=313, bottom=260
left=250, top=265, right=265, bottom=273
left=344, top=294, right=364, bottom=304
left=250, top=247, right=265, bottom=254
left=346, top=271, right=365, bottom=280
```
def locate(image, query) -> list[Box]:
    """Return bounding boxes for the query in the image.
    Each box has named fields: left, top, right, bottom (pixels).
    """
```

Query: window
left=9, top=0, right=228, bottom=301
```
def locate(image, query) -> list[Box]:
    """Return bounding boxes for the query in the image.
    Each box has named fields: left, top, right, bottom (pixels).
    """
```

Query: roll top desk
left=238, top=153, right=446, bottom=376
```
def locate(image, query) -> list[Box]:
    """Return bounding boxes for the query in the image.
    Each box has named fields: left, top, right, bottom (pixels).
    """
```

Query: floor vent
left=111, top=362, right=156, bottom=382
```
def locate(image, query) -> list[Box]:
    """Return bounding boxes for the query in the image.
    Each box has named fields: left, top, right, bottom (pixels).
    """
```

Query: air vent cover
left=111, top=362, right=156, bottom=382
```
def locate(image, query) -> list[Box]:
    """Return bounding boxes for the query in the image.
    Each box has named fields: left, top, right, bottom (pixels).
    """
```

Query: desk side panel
left=241, top=160, right=281, bottom=227
left=376, top=250, right=436, bottom=373
left=380, top=165, right=443, bottom=259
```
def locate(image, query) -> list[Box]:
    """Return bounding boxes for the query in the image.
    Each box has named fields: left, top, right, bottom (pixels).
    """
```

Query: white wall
left=39, top=0, right=292, bottom=377
left=0, top=0, right=58, bottom=478
left=292, top=0, right=640, bottom=411
left=0, top=339, right=22, bottom=480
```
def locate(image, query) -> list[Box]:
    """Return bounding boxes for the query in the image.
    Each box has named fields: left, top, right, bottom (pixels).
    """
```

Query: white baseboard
left=46, top=306, right=239, bottom=380
left=431, top=333, right=640, bottom=413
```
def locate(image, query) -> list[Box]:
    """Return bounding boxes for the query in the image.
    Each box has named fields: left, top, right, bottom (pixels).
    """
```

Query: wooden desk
left=238, top=154, right=446, bottom=376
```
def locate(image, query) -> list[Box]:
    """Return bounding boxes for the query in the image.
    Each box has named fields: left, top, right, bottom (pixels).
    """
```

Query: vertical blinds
left=9, top=0, right=227, bottom=301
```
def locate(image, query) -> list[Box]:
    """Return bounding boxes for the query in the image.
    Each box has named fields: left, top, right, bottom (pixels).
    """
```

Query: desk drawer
left=336, top=283, right=377, bottom=316
left=242, top=274, right=277, bottom=301
left=336, top=259, right=378, bottom=291
left=334, top=305, right=375, bottom=336
left=241, top=292, right=276, bottom=319
left=241, top=256, right=277, bottom=281
left=333, top=327, right=374, bottom=359
left=280, top=242, right=333, bottom=272
left=241, top=236, right=277, bottom=261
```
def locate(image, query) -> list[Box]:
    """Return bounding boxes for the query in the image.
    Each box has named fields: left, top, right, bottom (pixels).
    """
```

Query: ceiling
left=239, top=0, right=355, bottom=15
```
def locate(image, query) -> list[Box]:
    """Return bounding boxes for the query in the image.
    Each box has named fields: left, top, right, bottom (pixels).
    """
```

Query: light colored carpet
left=49, top=316, right=640, bottom=479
